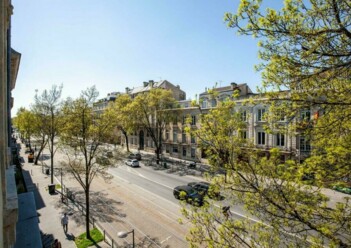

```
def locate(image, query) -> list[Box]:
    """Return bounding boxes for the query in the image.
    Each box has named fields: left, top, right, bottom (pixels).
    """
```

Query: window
left=300, top=136, right=311, bottom=151
left=241, top=110, right=247, bottom=122
left=211, top=99, right=217, bottom=107
left=191, top=135, right=196, bottom=144
left=173, top=145, right=178, bottom=153
left=257, top=132, right=266, bottom=145
left=166, top=130, right=169, bottom=141
left=182, top=115, right=186, bottom=125
left=184, top=102, right=189, bottom=108
left=173, top=130, right=178, bottom=142
left=276, top=133, right=285, bottom=146
left=166, top=145, right=170, bottom=153
left=257, top=109, right=266, bottom=121
left=182, top=147, right=187, bottom=157
left=301, top=109, right=311, bottom=120
left=182, top=131, right=186, bottom=143
left=240, top=131, right=247, bottom=139
left=191, top=148, right=196, bottom=158
left=191, top=115, right=196, bottom=125
left=202, top=99, right=208, bottom=108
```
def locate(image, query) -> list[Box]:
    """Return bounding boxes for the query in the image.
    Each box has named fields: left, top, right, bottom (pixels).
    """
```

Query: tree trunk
left=85, top=183, right=91, bottom=239
left=156, top=147, right=160, bottom=164
left=123, top=130, right=130, bottom=152
left=50, top=136, right=54, bottom=184
left=34, top=149, right=42, bottom=165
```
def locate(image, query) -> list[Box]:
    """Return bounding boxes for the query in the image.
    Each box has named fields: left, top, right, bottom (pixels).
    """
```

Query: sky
left=11, top=0, right=280, bottom=115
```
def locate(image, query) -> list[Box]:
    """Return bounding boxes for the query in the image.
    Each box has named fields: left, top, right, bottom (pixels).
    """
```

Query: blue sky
left=11, top=0, right=278, bottom=115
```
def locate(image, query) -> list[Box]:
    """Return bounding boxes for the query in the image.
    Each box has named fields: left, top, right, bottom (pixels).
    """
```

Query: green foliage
left=178, top=1, right=351, bottom=247
left=75, top=228, right=104, bottom=248
left=60, top=86, right=116, bottom=239
left=130, top=88, right=180, bottom=161
left=184, top=91, right=351, bottom=246
left=13, top=107, right=36, bottom=141
left=103, top=94, right=135, bottom=150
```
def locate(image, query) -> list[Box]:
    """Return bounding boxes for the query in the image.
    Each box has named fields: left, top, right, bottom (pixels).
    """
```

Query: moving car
left=125, top=159, right=140, bottom=168
left=173, top=185, right=204, bottom=206
left=188, top=181, right=221, bottom=199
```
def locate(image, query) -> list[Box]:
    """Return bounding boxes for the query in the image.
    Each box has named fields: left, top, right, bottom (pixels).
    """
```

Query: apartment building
left=93, top=80, right=186, bottom=114
left=93, top=91, right=121, bottom=115
left=0, top=0, right=22, bottom=246
left=128, top=82, right=313, bottom=164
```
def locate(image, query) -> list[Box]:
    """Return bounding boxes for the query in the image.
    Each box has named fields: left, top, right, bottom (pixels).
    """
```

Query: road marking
left=160, top=235, right=172, bottom=244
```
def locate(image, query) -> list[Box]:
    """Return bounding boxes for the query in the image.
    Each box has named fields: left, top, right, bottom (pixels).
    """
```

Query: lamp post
left=117, top=229, right=134, bottom=248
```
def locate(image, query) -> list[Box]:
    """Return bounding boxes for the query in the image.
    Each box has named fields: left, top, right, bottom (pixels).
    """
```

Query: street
left=50, top=148, right=204, bottom=247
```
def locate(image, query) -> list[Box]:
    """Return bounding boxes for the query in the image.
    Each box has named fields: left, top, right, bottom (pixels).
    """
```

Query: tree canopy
left=182, top=1, right=351, bottom=247
left=60, top=86, right=117, bottom=240
left=130, top=88, right=180, bottom=162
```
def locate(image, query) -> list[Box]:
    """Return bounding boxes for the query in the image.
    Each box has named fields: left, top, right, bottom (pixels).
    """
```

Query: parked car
left=128, top=152, right=142, bottom=160
left=125, top=159, right=140, bottom=168
left=188, top=181, right=221, bottom=199
left=173, top=185, right=204, bottom=206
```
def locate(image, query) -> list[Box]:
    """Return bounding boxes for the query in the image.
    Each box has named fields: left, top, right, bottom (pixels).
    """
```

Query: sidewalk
left=19, top=143, right=86, bottom=248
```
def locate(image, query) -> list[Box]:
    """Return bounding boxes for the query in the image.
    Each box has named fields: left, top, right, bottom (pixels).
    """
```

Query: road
left=51, top=149, right=203, bottom=247
left=48, top=144, right=267, bottom=247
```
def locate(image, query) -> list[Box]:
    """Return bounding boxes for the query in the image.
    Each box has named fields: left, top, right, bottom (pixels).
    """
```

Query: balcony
left=4, top=165, right=18, bottom=247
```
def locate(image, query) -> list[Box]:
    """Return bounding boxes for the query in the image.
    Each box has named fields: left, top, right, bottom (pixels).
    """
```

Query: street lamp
left=117, top=229, right=135, bottom=248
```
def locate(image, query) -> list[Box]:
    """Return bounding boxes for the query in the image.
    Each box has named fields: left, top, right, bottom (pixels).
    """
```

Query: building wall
left=1, top=1, right=20, bottom=247
left=133, top=84, right=309, bottom=163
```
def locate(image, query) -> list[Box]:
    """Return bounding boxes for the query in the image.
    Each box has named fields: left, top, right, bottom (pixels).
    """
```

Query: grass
left=55, top=184, right=61, bottom=189
left=75, top=228, right=104, bottom=248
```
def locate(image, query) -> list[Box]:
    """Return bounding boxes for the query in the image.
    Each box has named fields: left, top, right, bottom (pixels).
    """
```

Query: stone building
left=125, top=79, right=186, bottom=101
left=0, top=0, right=22, bottom=247
left=128, top=82, right=312, bottom=164
left=93, top=91, right=121, bottom=115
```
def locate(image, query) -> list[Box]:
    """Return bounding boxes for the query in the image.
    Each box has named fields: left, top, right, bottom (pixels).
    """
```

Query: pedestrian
left=222, top=206, right=231, bottom=220
left=61, top=213, right=69, bottom=233
left=52, top=239, right=62, bottom=248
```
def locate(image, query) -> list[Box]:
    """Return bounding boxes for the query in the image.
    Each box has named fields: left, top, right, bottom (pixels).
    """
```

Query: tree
left=104, top=94, right=135, bottom=152
left=34, top=85, right=63, bottom=184
left=30, top=103, right=49, bottom=165
left=183, top=96, right=351, bottom=247
left=181, top=1, right=351, bottom=247
left=13, top=108, right=36, bottom=148
left=60, top=86, right=118, bottom=240
left=130, top=88, right=179, bottom=163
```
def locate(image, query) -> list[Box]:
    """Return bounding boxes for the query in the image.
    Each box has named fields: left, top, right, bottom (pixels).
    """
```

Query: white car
left=125, top=159, right=140, bottom=168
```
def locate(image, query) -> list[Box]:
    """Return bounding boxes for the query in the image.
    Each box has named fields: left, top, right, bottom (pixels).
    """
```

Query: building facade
left=1, top=0, right=21, bottom=247
left=128, top=82, right=312, bottom=164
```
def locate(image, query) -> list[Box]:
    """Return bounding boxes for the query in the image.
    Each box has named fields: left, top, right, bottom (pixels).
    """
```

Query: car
left=173, top=185, right=204, bottom=206
left=125, top=159, right=140, bottom=167
left=128, top=152, right=142, bottom=160
left=188, top=181, right=221, bottom=199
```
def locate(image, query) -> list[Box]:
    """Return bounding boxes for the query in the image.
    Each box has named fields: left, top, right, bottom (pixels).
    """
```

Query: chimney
left=231, top=82, right=237, bottom=89
left=176, top=85, right=180, bottom=89
left=125, top=87, right=130, bottom=93
left=149, top=80, right=154, bottom=88
left=143, top=82, right=149, bottom=87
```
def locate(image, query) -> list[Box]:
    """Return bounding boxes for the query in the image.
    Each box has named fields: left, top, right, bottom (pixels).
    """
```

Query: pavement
left=19, top=142, right=110, bottom=248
